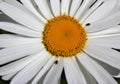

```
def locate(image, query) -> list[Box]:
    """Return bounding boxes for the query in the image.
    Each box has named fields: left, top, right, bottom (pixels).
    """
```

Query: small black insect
left=86, top=23, right=91, bottom=26
left=54, top=60, right=58, bottom=64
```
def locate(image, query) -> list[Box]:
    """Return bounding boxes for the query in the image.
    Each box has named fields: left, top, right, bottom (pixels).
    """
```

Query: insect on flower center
left=43, top=15, right=87, bottom=57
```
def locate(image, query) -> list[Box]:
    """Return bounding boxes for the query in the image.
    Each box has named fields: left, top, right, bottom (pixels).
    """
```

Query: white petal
left=0, top=34, right=40, bottom=47
left=81, top=0, right=105, bottom=23
left=88, top=26, right=120, bottom=36
left=20, top=0, right=47, bottom=23
left=77, top=53, right=117, bottom=84
left=0, top=22, right=42, bottom=37
left=4, top=0, right=27, bottom=11
left=34, top=0, right=53, bottom=20
left=61, top=0, right=71, bottom=15
left=4, top=0, right=46, bottom=23
left=84, top=0, right=117, bottom=24
left=88, top=35, right=120, bottom=49
left=96, top=59, right=120, bottom=77
left=10, top=50, right=51, bottom=84
left=0, top=52, right=45, bottom=75
left=32, top=56, right=57, bottom=84
left=76, top=59, right=97, bottom=84
left=0, top=2, right=44, bottom=31
left=88, top=33, right=120, bottom=39
left=43, top=57, right=63, bottom=84
left=64, top=57, right=86, bottom=84
left=69, top=0, right=82, bottom=16
left=0, top=43, right=44, bottom=65
left=74, top=0, right=93, bottom=19
left=0, top=0, right=2, bottom=3
left=84, top=44, right=120, bottom=69
left=114, top=73, right=120, bottom=78
left=50, top=0, right=60, bottom=16
left=2, top=72, right=17, bottom=80
left=85, top=12, right=120, bottom=32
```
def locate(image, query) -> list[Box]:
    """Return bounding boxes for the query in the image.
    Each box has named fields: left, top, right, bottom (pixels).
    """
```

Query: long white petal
left=69, top=0, right=82, bottom=16
left=32, top=56, right=57, bottom=84
left=85, top=12, right=120, bottom=32
left=76, top=58, right=97, bottom=84
left=4, top=0, right=27, bottom=11
left=0, top=22, right=42, bottom=37
left=34, top=0, right=53, bottom=20
left=88, top=35, right=120, bottom=49
left=77, top=53, right=117, bottom=84
left=74, top=0, right=93, bottom=19
left=0, top=34, right=40, bottom=47
left=64, top=57, right=86, bottom=84
left=83, top=0, right=117, bottom=24
left=88, top=33, right=120, bottom=39
left=88, top=26, right=120, bottom=36
left=0, top=2, right=44, bottom=31
left=0, top=52, right=45, bottom=75
left=43, top=57, right=63, bottom=84
left=0, top=43, right=44, bottom=65
left=96, top=59, right=120, bottom=77
left=3, top=0, right=46, bottom=23
left=2, top=72, right=17, bottom=80
left=50, top=0, right=60, bottom=16
left=61, top=0, right=71, bottom=15
left=20, top=0, right=46, bottom=23
left=81, top=0, right=105, bottom=23
left=84, top=44, right=120, bottom=69
left=10, top=50, right=51, bottom=84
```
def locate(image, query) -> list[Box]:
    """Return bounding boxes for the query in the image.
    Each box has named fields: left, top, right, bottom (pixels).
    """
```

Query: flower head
left=0, top=0, right=120, bottom=84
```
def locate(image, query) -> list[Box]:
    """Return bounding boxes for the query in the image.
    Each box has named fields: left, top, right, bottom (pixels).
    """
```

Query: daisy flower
left=0, top=0, right=120, bottom=84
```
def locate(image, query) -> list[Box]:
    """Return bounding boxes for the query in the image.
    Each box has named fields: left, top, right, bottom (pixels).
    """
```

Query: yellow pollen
left=43, top=15, right=87, bottom=57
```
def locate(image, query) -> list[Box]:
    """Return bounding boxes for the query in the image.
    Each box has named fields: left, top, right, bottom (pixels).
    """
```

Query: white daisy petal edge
left=0, top=2, right=44, bottom=32
left=0, top=34, right=41, bottom=47
left=96, top=58, right=120, bottom=77
left=69, top=0, right=82, bottom=16
left=2, top=72, right=17, bottom=81
left=77, top=53, right=118, bottom=84
left=74, top=0, right=93, bottom=19
left=43, top=57, right=63, bottom=84
left=0, top=22, right=42, bottom=37
left=61, top=0, right=71, bottom=15
left=88, top=35, right=120, bottom=49
left=50, top=0, right=60, bottom=17
left=34, top=0, right=53, bottom=20
left=84, top=44, right=120, bottom=69
left=64, top=57, right=87, bottom=84
left=3, top=0, right=27, bottom=11
left=85, top=12, right=120, bottom=32
left=20, top=0, right=47, bottom=23
left=32, top=56, right=57, bottom=84
left=0, top=43, right=44, bottom=65
left=0, top=52, right=46, bottom=76
left=10, top=50, right=51, bottom=84
left=83, top=0, right=117, bottom=24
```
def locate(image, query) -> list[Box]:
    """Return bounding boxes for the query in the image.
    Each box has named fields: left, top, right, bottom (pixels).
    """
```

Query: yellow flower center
left=43, top=15, right=87, bottom=57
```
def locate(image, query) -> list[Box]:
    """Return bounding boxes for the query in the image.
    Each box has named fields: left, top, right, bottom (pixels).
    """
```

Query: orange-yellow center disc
left=43, top=15, right=87, bottom=57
